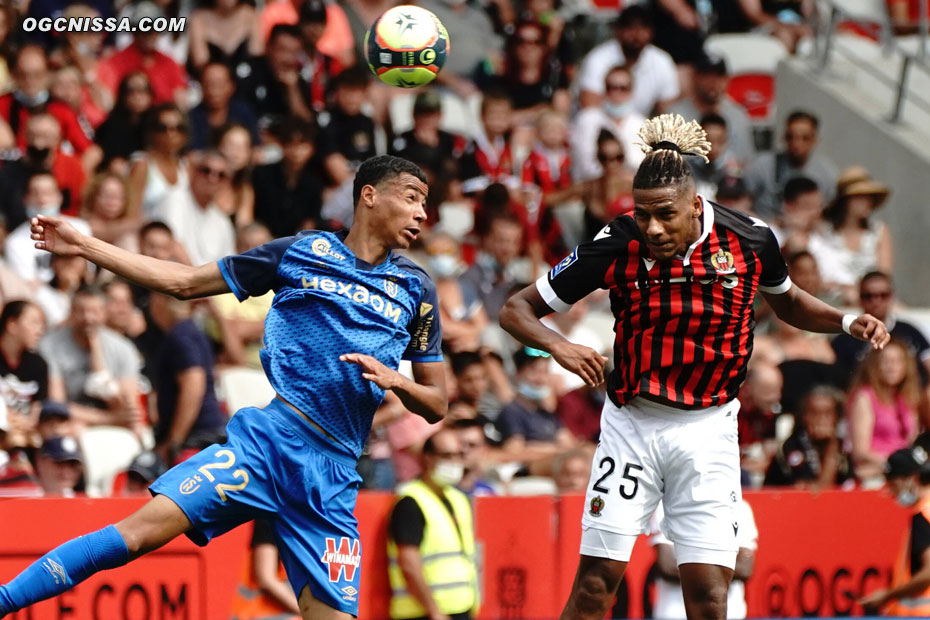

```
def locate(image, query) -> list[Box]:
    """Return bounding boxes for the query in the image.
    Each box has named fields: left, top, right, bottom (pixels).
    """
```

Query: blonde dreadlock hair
left=633, top=114, right=712, bottom=193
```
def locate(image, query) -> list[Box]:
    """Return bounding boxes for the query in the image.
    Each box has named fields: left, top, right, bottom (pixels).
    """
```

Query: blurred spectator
left=770, top=176, right=822, bottom=253
left=461, top=91, right=518, bottom=194
left=229, top=519, right=300, bottom=619
left=832, top=272, right=930, bottom=390
left=713, top=175, right=753, bottom=213
left=188, top=63, right=260, bottom=152
left=650, top=498, right=758, bottom=620
left=580, top=131, right=635, bottom=239
left=542, top=299, right=604, bottom=395
left=576, top=6, right=679, bottom=114
left=81, top=173, right=138, bottom=252
left=738, top=362, right=782, bottom=485
left=390, top=91, right=466, bottom=181
left=420, top=0, right=503, bottom=95
left=207, top=223, right=274, bottom=368
left=459, top=212, right=524, bottom=322
left=36, top=400, right=72, bottom=441
left=0, top=301, right=48, bottom=447
left=297, top=0, right=344, bottom=114
left=48, top=67, right=105, bottom=168
left=128, top=103, right=190, bottom=219
left=557, top=384, right=604, bottom=443
left=860, top=446, right=930, bottom=615
left=214, top=123, right=256, bottom=227
left=35, top=435, right=83, bottom=497
left=5, top=172, right=90, bottom=284
left=0, top=45, right=93, bottom=157
left=103, top=279, right=147, bottom=343
left=497, top=347, right=574, bottom=456
left=887, top=0, right=930, bottom=34
left=38, top=284, right=142, bottom=429
left=0, top=4, right=15, bottom=95
left=451, top=417, right=497, bottom=496
left=153, top=150, right=235, bottom=266
left=743, top=110, right=837, bottom=221
left=849, top=341, right=921, bottom=483
left=425, top=233, right=487, bottom=353
left=47, top=3, right=111, bottom=130
left=388, top=428, right=478, bottom=620
left=94, top=72, right=154, bottom=174
left=737, top=0, right=813, bottom=53
left=114, top=0, right=191, bottom=65
left=96, top=2, right=188, bottom=108
left=552, top=448, right=590, bottom=493
left=319, top=66, right=376, bottom=187
left=35, top=254, right=88, bottom=327
left=0, top=402, right=43, bottom=496
left=765, top=385, right=853, bottom=489
left=448, top=352, right=493, bottom=422
left=122, top=450, right=168, bottom=495
left=668, top=54, right=754, bottom=161
left=809, top=166, right=893, bottom=304
left=689, top=113, right=744, bottom=199
left=784, top=249, right=842, bottom=308
left=187, top=0, right=262, bottom=76
left=251, top=117, right=324, bottom=237
left=571, top=65, right=646, bottom=183
left=480, top=20, right=569, bottom=121
left=0, top=112, right=86, bottom=225
left=240, top=23, right=313, bottom=128
left=148, top=292, right=227, bottom=466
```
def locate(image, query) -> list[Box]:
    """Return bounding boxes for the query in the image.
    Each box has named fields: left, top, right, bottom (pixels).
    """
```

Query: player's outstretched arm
left=31, top=215, right=229, bottom=300
left=763, top=284, right=890, bottom=350
left=339, top=355, right=447, bottom=423
left=500, top=285, right=608, bottom=387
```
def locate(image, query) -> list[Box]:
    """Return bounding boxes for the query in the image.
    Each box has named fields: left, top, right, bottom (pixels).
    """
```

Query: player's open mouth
left=403, top=228, right=419, bottom=241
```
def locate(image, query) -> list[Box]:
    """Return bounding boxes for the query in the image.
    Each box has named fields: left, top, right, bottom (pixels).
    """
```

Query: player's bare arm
left=340, top=355, right=447, bottom=423
left=500, top=286, right=608, bottom=387
left=30, top=215, right=229, bottom=300
left=763, top=284, right=890, bottom=349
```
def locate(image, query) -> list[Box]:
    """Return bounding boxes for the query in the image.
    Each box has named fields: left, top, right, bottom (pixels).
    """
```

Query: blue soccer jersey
left=217, top=230, right=443, bottom=458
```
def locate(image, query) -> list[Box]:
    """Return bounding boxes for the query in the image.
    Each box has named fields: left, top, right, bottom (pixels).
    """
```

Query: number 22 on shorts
left=198, top=449, right=250, bottom=501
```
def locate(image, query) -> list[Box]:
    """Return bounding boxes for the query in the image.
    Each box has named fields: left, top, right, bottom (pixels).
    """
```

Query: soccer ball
left=365, top=5, right=449, bottom=88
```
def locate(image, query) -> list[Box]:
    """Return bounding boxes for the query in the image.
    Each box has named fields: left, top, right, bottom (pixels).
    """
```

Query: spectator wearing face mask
left=424, top=233, right=487, bottom=354
left=388, top=429, right=479, bottom=620
left=4, top=172, right=90, bottom=285
left=571, top=65, right=646, bottom=183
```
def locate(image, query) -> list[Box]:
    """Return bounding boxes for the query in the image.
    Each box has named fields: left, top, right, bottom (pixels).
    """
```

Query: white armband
left=842, top=314, right=857, bottom=336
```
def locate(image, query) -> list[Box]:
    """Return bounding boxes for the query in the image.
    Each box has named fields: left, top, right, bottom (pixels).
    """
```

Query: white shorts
left=580, top=396, right=741, bottom=568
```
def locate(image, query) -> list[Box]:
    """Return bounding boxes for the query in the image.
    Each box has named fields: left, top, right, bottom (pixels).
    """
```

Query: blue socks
left=0, top=525, right=129, bottom=615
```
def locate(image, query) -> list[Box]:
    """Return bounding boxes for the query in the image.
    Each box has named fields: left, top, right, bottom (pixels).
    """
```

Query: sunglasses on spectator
left=197, top=165, right=229, bottom=180
left=861, top=291, right=891, bottom=300
left=155, top=122, right=185, bottom=133
left=606, top=82, right=632, bottom=92
left=597, top=152, right=625, bottom=163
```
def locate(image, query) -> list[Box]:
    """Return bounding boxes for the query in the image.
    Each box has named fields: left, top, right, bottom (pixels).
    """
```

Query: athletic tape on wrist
left=842, top=314, right=856, bottom=335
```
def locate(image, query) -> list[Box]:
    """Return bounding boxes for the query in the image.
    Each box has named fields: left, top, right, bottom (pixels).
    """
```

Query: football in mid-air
left=365, top=5, right=449, bottom=88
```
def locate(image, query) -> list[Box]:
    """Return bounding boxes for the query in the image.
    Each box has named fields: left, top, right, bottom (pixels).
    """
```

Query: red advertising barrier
left=0, top=490, right=910, bottom=619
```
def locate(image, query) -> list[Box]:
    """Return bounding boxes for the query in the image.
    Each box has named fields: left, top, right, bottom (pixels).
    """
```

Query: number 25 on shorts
left=592, top=457, right=643, bottom=499
left=198, top=449, right=250, bottom=502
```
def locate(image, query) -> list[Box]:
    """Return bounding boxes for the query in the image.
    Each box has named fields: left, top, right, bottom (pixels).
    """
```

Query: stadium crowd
left=0, top=0, right=925, bottom=499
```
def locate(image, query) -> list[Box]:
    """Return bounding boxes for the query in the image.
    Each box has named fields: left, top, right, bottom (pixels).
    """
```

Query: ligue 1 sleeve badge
left=589, top=496, right=605, bottom=517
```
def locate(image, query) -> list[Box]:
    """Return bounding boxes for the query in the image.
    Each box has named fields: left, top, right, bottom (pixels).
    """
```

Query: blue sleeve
left=402, top=268, right=443, bottom=363
left=218, top=235, right=300, bottom=301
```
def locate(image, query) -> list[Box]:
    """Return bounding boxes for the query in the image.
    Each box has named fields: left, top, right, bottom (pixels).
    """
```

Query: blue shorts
left=150, top=399, right=363, bottom=615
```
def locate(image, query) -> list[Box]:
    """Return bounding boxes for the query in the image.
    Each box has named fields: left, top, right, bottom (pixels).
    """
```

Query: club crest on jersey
left=589, top=496, right=605, bottom=517
left=710, top=250, right=736, bottom=274
left=321, top=537, right=361, bottom=582
left=385, top=277, right=398, bottom=297
left=311, top=237, right=346, bottom=261
left=552, top=249, right=578, bottom=277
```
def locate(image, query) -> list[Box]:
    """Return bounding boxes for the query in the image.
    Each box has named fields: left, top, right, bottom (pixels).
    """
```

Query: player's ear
left=691, top=191, right=702, bottom=218
left=360, top=184, right=377, bottom=209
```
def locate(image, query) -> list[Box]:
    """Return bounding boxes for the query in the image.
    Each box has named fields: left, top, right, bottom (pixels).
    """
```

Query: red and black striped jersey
left=537, top=198, right=791, bottom=410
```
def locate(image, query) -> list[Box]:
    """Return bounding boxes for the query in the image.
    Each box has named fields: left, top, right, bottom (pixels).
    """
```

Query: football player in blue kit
left=0, top=155, right=447, bottom=620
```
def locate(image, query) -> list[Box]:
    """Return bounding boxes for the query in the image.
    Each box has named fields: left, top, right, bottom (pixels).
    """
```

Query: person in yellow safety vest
left=231, top=519, right=301, bottom=620
left=861, top=446, right=930, bottom=616
left=388, top=428, right=479, bottom=620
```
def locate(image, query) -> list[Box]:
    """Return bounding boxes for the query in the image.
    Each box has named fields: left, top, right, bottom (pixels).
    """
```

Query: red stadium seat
left=727, top=73, right=776, bottom=119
